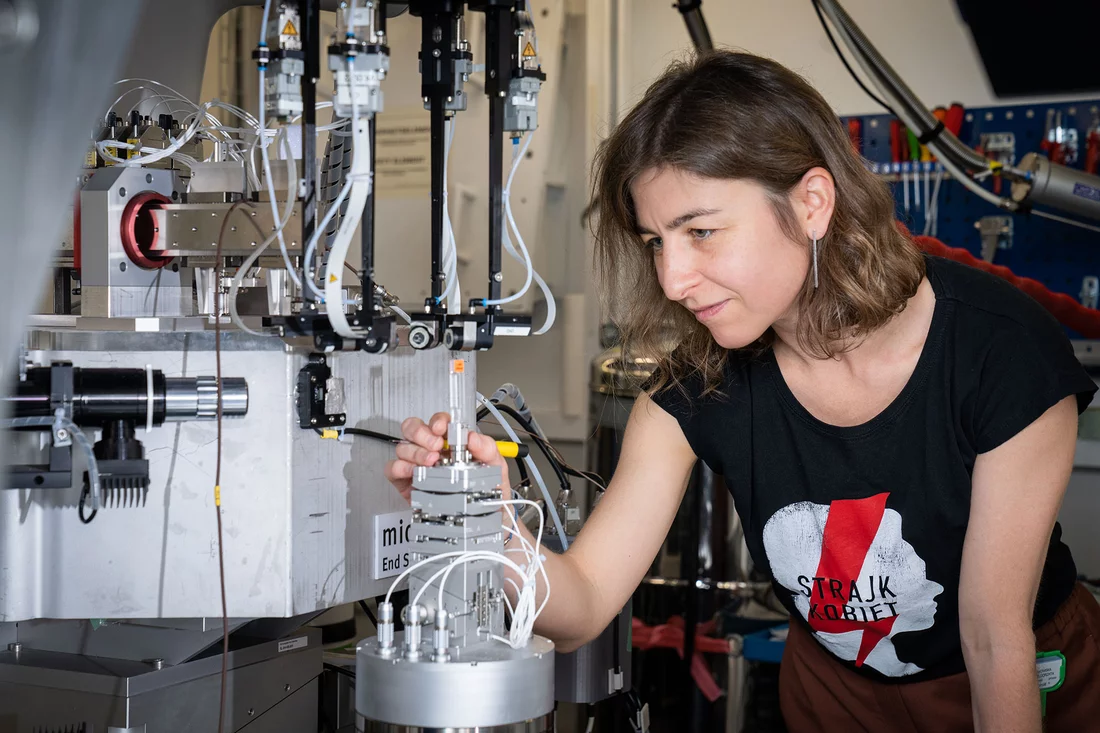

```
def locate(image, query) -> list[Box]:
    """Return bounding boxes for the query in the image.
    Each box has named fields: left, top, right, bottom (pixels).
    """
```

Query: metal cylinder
left=377, top=602, right=394, bottom=651
left=9, top=368, right=248, bottom=425
left=356, top=633, right=555, bottom=729
left=587, top=343, right=659, bottom=511
left=358, top=714, right=555, bottom=733
left=163, top=377, right=248, bottom=421
left=403, top=604, right=423, bottom=659
left=432, top=608, right=450, bottom=662
left=1011, top=152, right=1100, bottom=221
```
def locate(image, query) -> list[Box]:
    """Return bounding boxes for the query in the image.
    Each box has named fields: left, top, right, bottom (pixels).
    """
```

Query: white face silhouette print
left=763, top=493, right=945, bottom=677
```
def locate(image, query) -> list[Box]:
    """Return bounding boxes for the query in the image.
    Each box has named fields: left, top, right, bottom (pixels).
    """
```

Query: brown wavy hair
left=592, top=50, right=924, bottom=396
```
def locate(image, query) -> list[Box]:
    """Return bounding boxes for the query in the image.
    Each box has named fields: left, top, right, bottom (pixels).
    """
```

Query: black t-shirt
left=651, top=255, right=1097, bottom=682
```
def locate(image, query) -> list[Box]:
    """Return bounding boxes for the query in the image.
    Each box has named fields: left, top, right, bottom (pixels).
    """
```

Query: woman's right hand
left=384, top=413, right=511, bottom=503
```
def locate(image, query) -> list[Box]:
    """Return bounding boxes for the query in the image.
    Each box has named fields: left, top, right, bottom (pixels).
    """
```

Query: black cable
left=511, top=454, right=529, bottom=484
left=358, top=599, right=378, bottom=627
left=515, top=426, right=606, bottom=493
left=214, top=200, right=252, bottom=733
left=78, top=482, right=96, bottom=524
left=477, top=403, right=570, bottom=493
left=324, top=661, right=356, bottom=680
left=343, top=426, right=401, bottom=444
left=561, top=464, right=607, bottom=492
left=811, top=0, right=898, bottom=118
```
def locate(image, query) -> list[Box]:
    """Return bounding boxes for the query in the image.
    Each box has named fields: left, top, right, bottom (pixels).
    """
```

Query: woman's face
left=631, top=167, right=812, bottom=349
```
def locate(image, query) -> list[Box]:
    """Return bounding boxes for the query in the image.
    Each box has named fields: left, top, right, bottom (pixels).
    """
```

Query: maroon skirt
left=779, top=583, right=1100, bottom=732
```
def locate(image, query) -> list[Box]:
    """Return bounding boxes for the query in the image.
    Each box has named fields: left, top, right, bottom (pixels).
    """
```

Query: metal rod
left=361, top=116, right=377, bottom=316
left=299, top=0, right=321, bottom=305
left=419, top=7, right=457, bottom=312
left=484, top=5, right=512, bottom=308
left=682, top=462, right=701, bottom=733
left=430, top=102, right=446, bottom=305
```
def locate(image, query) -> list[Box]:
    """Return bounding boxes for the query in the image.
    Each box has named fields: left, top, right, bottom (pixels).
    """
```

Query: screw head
left=493, top=272, right=503, bottom=282
left=119, top=262, right=128, bottom=272
left=119, top=187, right=127, bottom=197
left=248, top=708, right=255, bottom=717
left=310, top=418, right=318, bottom=425
left=146, top=174, right=153, bottom=184
left=284, top=683, right=292, bottom=692
left=55, top=428, right=69, bottom=441
left=8, top=642, right=22, bottom=653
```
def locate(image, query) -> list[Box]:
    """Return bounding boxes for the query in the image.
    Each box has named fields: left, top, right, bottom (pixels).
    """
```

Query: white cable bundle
left=439, top=118, right=462, bottom=313
left=322, top=52, right=373, bottom=340
left=483, top=132, right=557, bottom=335
left=384, top=497, right=551, bottom=651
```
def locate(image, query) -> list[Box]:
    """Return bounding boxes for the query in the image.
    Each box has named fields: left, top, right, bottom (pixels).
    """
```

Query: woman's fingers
left=401, top=416, right=446, bottom=452
left=394, top=441, right=440, bottom=467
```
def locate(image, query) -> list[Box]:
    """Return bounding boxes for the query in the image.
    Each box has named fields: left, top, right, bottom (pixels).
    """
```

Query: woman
left=386, top=51, right=1100, bottom=731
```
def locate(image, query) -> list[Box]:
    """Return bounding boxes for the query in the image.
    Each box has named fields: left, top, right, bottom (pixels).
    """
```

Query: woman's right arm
left=385, top=391, right=698, bottom=653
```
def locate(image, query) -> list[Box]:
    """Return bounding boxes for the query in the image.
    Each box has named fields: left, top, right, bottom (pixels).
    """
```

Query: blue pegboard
left=841, top=101, right=1100, bottom=310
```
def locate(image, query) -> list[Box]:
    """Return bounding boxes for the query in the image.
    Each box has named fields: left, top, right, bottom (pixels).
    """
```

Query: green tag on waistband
left=1036, top=650, right=1066, bottom=717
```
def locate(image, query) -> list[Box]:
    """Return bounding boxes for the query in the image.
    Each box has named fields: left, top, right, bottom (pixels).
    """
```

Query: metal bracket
left=975, top=215, right=1013, bottom=263
left=5, top=363, right=75, bottom=490
left=1081, top=276, right=1099, bottom=309
left=296, top=354, right=346, bottom=429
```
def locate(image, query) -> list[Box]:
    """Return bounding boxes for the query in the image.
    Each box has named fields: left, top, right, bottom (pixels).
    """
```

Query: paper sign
left=375, top=109, right=431, bottom=196
left=372, top=509, right=415, bottom=580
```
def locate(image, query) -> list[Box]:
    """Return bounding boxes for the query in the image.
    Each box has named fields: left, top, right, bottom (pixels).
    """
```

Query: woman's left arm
left=961, top=395, right=1079, bottom=733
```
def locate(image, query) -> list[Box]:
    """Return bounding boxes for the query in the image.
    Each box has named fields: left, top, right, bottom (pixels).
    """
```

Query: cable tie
left=916, top=120, right=945, bottom=146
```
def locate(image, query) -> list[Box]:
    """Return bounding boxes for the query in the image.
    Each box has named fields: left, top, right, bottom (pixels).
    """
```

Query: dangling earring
left=812, top=230, right=819, bottom=289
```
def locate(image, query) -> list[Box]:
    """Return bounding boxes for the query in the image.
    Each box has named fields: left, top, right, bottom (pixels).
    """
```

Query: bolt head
left=119, top=262, right=127, bottom=272
left=310, top=418, right=317, bottom=425
left=493, top=272, right=503, bottom=282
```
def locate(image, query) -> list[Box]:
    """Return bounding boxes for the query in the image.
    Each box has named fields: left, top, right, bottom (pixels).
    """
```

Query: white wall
left=624, top=0, right=1094, bottom=119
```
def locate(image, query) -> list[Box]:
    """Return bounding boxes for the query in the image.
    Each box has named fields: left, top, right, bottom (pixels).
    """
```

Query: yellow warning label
left=103, top=146, right=117, bottom=166
left=84, top=148, right=97, bottom=168
left=329, top=274, right=338, bottom=282
left=282, top=20, right=298, bottom=36
left=126, top=138, right=141, bottom=160
left=522, top=42, right=536, bottom=58
left=452, top=359, right=465, bottom=374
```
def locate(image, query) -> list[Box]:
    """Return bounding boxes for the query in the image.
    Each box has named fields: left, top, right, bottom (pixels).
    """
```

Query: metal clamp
left=975, top=215, right=1013, bottom=263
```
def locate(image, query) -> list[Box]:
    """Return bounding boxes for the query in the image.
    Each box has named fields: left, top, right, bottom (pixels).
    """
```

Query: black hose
left=811, top=0, right=896, bottom=116
left=674, top=1, right=714, bottom=53
left=814, top=0, right=988, bottom=173
left=477, top=403, right=571, bottom=493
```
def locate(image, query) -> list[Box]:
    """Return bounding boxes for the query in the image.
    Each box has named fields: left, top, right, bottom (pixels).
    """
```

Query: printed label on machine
left=372, top=509, right=415, bottom=580
left=278, top=636, right=308, bottom=653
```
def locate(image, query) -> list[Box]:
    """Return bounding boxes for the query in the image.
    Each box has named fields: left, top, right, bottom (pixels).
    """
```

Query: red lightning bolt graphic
left=807, top=492, right=896, bottom=667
